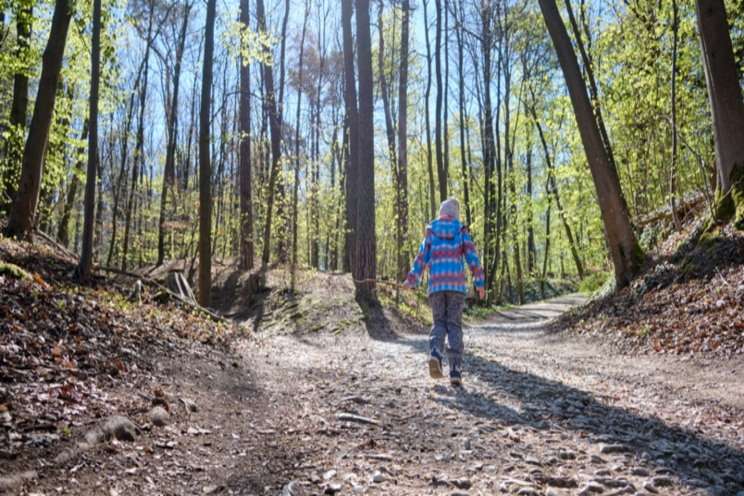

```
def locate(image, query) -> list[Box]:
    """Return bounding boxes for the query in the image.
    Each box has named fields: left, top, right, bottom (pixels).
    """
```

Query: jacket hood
left=428, top=216, right=465, bottom=239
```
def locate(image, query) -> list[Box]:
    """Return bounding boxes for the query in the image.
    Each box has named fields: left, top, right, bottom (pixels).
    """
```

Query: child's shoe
left=428, top=348, right=444, bottom=379
left=450, top=365, right=462, bottom=387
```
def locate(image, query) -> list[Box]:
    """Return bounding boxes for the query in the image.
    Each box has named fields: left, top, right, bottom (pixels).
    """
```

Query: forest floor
left=2, top=228, right=744, bottom=496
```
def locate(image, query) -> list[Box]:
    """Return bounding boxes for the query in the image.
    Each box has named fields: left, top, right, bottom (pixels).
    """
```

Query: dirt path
left=238, top=294, right=744, bottom=496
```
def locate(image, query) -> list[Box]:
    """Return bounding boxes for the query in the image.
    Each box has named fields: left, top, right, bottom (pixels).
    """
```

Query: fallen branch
left=33, top=229, right=79, bottom=263
left=635, top=195, right=705, bottom=227
left=95, top=266, right=229, bottom=324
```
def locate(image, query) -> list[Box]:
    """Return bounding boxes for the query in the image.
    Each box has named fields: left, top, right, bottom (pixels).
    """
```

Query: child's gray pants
left=428, top=291, right=465, bottom=369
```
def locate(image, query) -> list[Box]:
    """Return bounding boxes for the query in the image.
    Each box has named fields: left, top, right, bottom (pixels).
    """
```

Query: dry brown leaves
left=552, top=224, right=744, bottom=356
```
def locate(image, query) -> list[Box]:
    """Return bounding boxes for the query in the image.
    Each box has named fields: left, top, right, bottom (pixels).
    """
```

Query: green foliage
left=579, top=272, right=612, bottom=294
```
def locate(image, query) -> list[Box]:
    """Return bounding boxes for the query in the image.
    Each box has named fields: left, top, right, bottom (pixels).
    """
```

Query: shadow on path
left=365, top=297, right=744, bottom=495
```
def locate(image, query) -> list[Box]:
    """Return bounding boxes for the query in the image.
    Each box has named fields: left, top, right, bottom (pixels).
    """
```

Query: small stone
left=148, top=406, right=169, bottom=427
left=590, top=455, right=607, bottom=464
left=595, top=469, right=611, bottom=476
left=464, top=438, right=471, bottom=450
left=577, top=482, right=604, bottom=495
left=651, top=476, right=673, bottom=487
left=559, top=450, right=577, bottom=460
left=545, top=489, right=559, bottom=496
left=643, top=481, right=659, bottom=494
left=516, top=488, right=539, bottom=495
left=601, top=444, right=630, bottom=455
left=631, top=468, right=649, bottom=477
left=451, top=478, right=472, bottom=490
left=323, top=470, right=337, bottom=481
left=180, top=398, right=198, bottom=413
left=353, top=486, right=364, bottom=494
left=324, top=483, right=341, bottom=494
left=202, top=486, right=219, bottom=494
left=372, top=472, right=384, bottom=483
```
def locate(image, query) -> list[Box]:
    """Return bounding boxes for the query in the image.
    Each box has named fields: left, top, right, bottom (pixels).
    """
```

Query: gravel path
left=239, top=294, right=744, bottom=496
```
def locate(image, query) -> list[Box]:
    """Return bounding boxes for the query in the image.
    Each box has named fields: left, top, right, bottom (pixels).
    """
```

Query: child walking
left=402, top=197, right=485, bottom=386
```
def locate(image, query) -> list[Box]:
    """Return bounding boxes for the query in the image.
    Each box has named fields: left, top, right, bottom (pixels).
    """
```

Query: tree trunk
left=423, top=0, right=436, bottom=219
left=397, top=0, right=410, bottom=282
left=58, top=120, right=89, bottom=247
left=77, top=0, right=101, bottom=281
left=1, top=5, right=31, bottom=214
left=342, top=0, right=359, bottom=275
left=239, top=0, right=254, bottom=270
left=158, top=0, right=191, bottom=266
left=290, top=1, right=308, bottom=287
left=354, top=0, right=376, bottom=300
left=257, top=0, right=283, bottom=268
left=695, top=0, right=744, bottom=227
left=199, top=0, right=217, bottom=306
left=538, top=0, right=642, bottom=287
left=455, top=1, right=471, bottom=227
left=5, top=0, right=71, bottom=240
left=434, top=0, right=446, bottom=201
left=122, top=1, right=154, bottom=270
left=670, top=0, right=682, bottom=232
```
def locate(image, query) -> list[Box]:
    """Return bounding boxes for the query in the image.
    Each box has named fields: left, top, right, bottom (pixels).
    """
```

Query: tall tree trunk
left=58, top=120, right=89, bottom=247
left=541, top=180, right=552, bottom=298
left=199, top=0, right=217, bottom=306
left=290, top=2, right=308, bottom=286
left=158, top=0, right=191, bottom=266
left=423, top=0, right=436, bottom=218
left=670, top=0, right=682, bottom=232
left=695, top=0, right=744, bottom=226
left=342, top=0, right=359, bottom=275
left=239, top=0, right=254, bottom=270
left=5, top=0, right=71, bottom=240
left=354, top=0, right=376, bottom=300
left=564, top=0, right=617, bottom=174
left=456, top=1, right=471, bottom=227
left=434, top=0, right=446, bottom=201
left=77, top=0, right=101, bottom=281
left=1, top=5, right=31, bottom=214
left=397, top=0, right=410, bottom=282
left=257, top=0, right=283, bottom=268
left=122, top=1, right=154, bottom=270
left=538, top=0, right=642, bottom=287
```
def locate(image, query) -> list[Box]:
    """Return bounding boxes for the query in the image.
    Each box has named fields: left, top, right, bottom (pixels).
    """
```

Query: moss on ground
left=0, top=261, right=31, bottom=280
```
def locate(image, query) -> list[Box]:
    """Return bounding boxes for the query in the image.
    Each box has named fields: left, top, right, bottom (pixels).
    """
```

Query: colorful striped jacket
left=406, top=216, right=485, bottom=295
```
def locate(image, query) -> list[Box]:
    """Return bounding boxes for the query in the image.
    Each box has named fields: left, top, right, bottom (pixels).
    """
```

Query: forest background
left=0, top=0, right=742, bottom=305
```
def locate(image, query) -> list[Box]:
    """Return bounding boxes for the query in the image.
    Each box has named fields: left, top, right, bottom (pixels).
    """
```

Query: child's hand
left=477, top=287, right=485, bottom=300
left=401, top=280, right=413, bottom=291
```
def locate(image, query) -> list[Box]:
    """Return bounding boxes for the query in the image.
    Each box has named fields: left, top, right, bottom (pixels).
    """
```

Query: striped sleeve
left=407, top=229, right=432, bottom=287
left=461, top=227, right=485, bottom=287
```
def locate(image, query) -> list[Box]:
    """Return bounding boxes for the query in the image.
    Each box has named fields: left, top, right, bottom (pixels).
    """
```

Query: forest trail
left=233, top=294, right=744, bottom=496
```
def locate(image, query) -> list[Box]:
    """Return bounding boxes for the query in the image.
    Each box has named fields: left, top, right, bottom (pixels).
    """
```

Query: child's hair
left=439, top=196, right=460, bottom=220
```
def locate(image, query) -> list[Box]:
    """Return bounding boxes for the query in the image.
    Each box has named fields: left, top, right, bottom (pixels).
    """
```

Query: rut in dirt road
left=238, top=294, right=744, bottom=496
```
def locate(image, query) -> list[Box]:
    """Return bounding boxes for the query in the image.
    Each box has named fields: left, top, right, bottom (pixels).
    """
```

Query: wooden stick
left=96, top=265, right=229, bottom=324
left=353, top=278, right=404, bottom=289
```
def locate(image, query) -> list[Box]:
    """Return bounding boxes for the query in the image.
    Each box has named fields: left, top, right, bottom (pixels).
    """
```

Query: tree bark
left=539, top=0, right=642, bottom=287
left=397, top=0, right=410, bottom=282
left=5, top=0, right=71, bottom=240
left=290, top=3, right=307, bottom=287
left=77, top=0, right=101, bottom=281
left=239, top=0, right=254, bottom=270
left=694, top=0, right=744, bottom=226
left=122, top=0, right=154, bottom=270
left=354, top=0, right=376, bottom=300
left=257, top=0, right=283, bottom=268
left=199, top=0, right=217, bottom=306
left=670, top=0, right=682, bottom=232
left=434, top=0, right=446, bottom=201
left=58, top=120, right=89, bottom=247
left=1, top=5, right=31, bottom=214
left=158, top=0, right=191, bottom=266
left=423, top=0, right=436, bottom=219
left=342, top=0, right=359, bottom=275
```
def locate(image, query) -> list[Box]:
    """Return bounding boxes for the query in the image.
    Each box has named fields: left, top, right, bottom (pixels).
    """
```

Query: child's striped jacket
left=406, top=216, right=485, bottom=295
